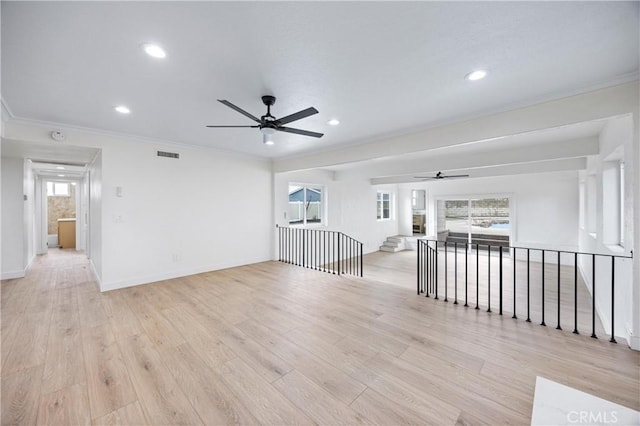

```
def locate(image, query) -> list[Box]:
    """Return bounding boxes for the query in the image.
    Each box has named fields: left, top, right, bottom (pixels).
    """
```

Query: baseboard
left=89, top=259, right=102, bottom=288
left=626, top=323, right=639, bottom=350
left=1, top=269, right=26, bottom=280
left=0, top=254, right=36, bottom=280
left=99, top=257, right=271, bottom=292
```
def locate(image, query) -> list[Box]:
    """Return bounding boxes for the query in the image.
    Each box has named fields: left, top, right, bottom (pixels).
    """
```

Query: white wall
left=4, top=122, right=274, bottom=291
left=1, top=157, right=26, bottom=278
left=578, top=115, right=635, bottom=345
left=274, top=170, right=399, bottom=255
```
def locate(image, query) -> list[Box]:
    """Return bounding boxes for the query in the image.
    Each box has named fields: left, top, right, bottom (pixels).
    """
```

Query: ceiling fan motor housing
left=261, top=95, right=276, bottom=106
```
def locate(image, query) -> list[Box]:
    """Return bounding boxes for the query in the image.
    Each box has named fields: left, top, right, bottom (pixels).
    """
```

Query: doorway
left=33, top=162, right=90, bottom=255
left=45, top=180, right=77, bottom=249
left=411, top=189, right=426, bottom=235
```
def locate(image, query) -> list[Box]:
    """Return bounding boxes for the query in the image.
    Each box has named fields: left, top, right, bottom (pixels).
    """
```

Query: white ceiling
left=2, top=2, right=638, bottom=160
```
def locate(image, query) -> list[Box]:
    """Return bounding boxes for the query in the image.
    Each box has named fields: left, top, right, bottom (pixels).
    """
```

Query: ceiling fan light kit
left=207, top=95, right=324, bottom=145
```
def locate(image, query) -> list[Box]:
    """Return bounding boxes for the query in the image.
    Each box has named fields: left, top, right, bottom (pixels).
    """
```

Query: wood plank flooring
left=2, top=248, right=639, bottom=425
left=364, top=248, right=608, bottom=336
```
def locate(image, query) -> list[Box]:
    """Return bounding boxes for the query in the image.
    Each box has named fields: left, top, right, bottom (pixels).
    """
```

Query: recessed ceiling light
left=327, top=119, right=340, bottom=126
left=114, top=105, right=131, bottom=114
left=142, top=43, right=166, bottom=59
left=56, top=166, right=65, bottom=170
left=466, top=70, right=487, bottom=81
left=57, top=174, right=65, bottom=177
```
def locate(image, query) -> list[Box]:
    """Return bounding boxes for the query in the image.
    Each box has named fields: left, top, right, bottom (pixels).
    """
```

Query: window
left=377, top=191, right=391, bottom=220
left=412, top=189, right=425, bottom=210
left=586, top=175, right=596, bottom=235
left=288, top=184, right=324, bottom=225
left=47, top=182, right=70, bottom=196
left=602, top=160, right=626, bottom=246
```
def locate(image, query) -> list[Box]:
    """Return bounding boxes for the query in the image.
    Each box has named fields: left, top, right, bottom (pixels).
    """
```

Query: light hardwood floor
left=364, top=248, right=609, bottom=336
left=2, top=249, right=639, bottom=425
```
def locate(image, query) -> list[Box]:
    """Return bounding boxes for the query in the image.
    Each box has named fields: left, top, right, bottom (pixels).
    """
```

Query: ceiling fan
left=414, top=171, right=470, bottom=180
left=206, top=95, right=323, bottom=145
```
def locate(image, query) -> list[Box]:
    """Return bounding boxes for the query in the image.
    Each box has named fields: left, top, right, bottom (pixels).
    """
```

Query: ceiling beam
left=336, top=136, right=598, bottom=181
left=371, top=157, right=586, bottom=185
left=274, top=81, right=638, bottom=173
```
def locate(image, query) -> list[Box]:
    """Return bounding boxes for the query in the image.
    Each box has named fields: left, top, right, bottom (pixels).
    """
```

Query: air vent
left=157, top=150, right=179, bottom=159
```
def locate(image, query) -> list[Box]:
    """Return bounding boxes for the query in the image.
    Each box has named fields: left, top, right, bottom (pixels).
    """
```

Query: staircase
left=380, top=236, right=405, bottom=252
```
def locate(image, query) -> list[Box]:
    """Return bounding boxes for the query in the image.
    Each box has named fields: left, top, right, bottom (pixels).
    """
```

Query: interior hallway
left=2, top=249, right=638, bottom=425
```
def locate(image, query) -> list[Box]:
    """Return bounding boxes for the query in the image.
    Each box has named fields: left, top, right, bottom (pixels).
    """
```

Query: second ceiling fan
left=206, top=95, right=323, bottom=144
left=414, top=171, right=470, bottom=180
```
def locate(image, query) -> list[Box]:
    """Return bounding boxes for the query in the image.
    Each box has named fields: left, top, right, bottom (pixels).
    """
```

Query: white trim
left=1, top=270, right=26, bottom=280
left=89, top=259, right=101, bottom=288
left=626, top=323, right=638, bottom=350
left=1, top=254, right=34, bottom=280
left=99, top=258, right=269, bottom=292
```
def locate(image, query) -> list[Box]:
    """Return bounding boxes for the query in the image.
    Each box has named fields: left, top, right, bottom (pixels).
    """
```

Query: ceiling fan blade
left=275, top=107, right=318, bottom=125
left=444, top=174, right=470, bottom=178
left=205, top=125, right=259, bottom=128
left=277, top=126, right=324, bottom=138
left=217, top=99, right=261, bottom=123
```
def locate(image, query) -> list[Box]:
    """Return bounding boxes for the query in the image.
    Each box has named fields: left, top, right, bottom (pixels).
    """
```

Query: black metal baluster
left=610, top=256, right=616, bottom=343
left=322, top=231, right=326, bottom=272
left=464, top=243, right=469, bottom=307
left=499, top=246, right=503, bottom=315
left=444, top=241, right=448, bottom=302
left=526, top=248, right=531, bottom=322
left=350, top=238, right=353, bottom=275
left=416, top=241, right=422, bottom=296
left=556, top=252, right=562, bottom=330
left=332, top=232, right=336, bottom=274
left=487, top=245, right=491, bottom=312
left=541, top=250, right=546, bottom=326
left=573, top=252, right=578, bottom=334
left=591, top=254, right=596, bottom=338
left=432, top=245, right=436, bottom=294
left=337, top=233, right=341, bottom=276
left=435, top=241, right=439, bottom=299
left=360, top=243, right=364, bottom=278
left=454, top=242, right=458, bottom=304
left=476, top=243, right=479, bottom=309
left=426, top=243, right=430, bottom=297
left=513, top=247, right=517, bottom=319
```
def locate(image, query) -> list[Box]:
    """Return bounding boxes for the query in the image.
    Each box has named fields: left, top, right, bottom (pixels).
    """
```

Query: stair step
left=380, top=246, right=403, bottom=253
